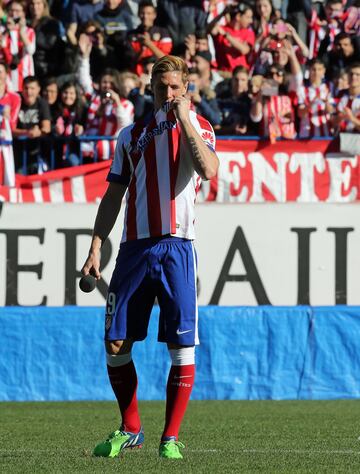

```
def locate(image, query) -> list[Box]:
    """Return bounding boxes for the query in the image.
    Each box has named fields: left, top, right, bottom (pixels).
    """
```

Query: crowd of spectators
left=0, top=0, right=359, bottom=182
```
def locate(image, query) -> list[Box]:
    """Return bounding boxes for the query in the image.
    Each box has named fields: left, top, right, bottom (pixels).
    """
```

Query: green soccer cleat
left=159, top=438, right=185, bottom=459
left=93, top=429, right=144, bottom=458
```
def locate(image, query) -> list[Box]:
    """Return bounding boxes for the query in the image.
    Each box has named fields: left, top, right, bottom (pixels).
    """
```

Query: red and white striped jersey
left=85, top=94, right=134, bottom=137
left=108, top=108, right=216, bottom=243
left=297, top=82, right=334, bottom=137
left=337, top=90, right=360, bottom=132
left=308, top=10, right=342, bottom=59
left=0, top=91, right=20, bottom=186
left=253, top=95, right=296, bottom=140
left=2, top=27, right=35, bottom=92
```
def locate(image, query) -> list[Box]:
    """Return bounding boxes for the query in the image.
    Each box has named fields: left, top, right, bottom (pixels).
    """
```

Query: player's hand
left=172, top=96, right=191, bottom=123
left=81, top=250, right=101, bottom=280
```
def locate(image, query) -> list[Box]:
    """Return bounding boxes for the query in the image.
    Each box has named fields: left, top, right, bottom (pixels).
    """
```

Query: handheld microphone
left=161, top=101, right=172, bottom=113
left=79, top=274, right=97, bottom=293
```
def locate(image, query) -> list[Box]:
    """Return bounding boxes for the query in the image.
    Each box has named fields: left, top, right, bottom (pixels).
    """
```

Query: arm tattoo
left=189, top=137, right=206, bottom=169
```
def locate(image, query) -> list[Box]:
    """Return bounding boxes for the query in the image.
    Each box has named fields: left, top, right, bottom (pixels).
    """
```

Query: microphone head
left=161, top=101, right=172, bottom=113
left=79, top=275, right=97, bottom=293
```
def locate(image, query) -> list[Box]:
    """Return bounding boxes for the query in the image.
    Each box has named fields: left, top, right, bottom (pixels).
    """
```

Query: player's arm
left=81, top=182, right=127, bottom=279
left=173, top=96, right=219, bottom=180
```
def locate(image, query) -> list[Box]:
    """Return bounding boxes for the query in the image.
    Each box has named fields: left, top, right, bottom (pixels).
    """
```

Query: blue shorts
left=105, top=236, right=199, bottom=346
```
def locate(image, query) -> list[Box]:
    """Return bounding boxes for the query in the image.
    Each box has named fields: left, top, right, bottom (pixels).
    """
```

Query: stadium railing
left=11, top=135, right=336, bottom=176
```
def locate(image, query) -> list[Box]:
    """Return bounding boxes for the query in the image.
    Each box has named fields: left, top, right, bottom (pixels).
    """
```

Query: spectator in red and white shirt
left=335, top=62, right=360, bottom=133
left=297, top=58, right=335, bottom=138
left=4, top=0, right=36, bottom=92
left=78, top=33, right=134, bottom=160
left=250, top=58, right=299, bottom=142
left=308, top=0, right=345, bottom=60
left=127, top=0, right=172, bottom=76
left=0, top=61, right=20, bottom=186
left=207, top=3, right=255, bottom=72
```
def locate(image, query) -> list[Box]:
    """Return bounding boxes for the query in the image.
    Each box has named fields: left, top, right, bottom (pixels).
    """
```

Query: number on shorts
left=106, top=292, right=116, bottom=315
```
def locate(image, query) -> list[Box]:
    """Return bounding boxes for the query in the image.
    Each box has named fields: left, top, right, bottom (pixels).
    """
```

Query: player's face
left=151, top=71, right=188, bottom=109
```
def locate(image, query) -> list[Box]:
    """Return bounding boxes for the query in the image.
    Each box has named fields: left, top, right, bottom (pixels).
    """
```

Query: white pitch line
left=187, top=449, right=360, bottom=455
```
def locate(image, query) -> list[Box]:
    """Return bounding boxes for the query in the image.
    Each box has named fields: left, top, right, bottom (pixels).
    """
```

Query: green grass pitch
left=1, top=400, right=360, bottom=473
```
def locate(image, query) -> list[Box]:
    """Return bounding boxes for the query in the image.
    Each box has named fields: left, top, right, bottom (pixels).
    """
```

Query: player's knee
left=105, top=339, right=133, bottom=355
left=168, top=345, right=195, bottom=366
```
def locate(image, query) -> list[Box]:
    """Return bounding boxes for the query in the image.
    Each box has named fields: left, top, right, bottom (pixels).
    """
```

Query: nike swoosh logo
left=174, top=375, right=193, bottom=379
left=176, top=329, right=192, bottom=335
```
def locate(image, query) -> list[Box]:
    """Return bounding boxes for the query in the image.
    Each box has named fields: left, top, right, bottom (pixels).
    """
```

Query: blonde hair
left=151, top=55, right=189, bottom=84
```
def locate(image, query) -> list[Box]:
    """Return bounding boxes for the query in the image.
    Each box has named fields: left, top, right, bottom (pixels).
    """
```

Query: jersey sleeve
left=190, top=112, right=216, bottom=152
left=107, top=127, right=132, bottom=185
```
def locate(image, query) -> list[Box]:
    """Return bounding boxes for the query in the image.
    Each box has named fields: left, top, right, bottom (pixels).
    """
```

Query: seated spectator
left=4, top=0, right=36, bottom=91
left=127, top=0, right=172, bottom=76
left=297, top=58, right=335, bottom=138
left=325, top=33, right=359, bottom=81
left=52, top=81, right=86, bottom=167
left=66, top=0, right=103, bottom=46
left=217, top=66, right=252, bottom=135
left=335, top=62, right=360, bottom=133
left=0, top=62, right=20, bottom=186
left=41, top=76, right=58, bottom=122
left=156, top=0, right=207, bottom=53
left=207, top=3, right=255, bottom=73
left=94, top=0, right=137, bottom=71
left=28, top=0, right=65, bottom=80
left=78, top=36, right=134, bottom=160
left=13, top=75, right=51, bottom=173
left=250, top=65, right=296, bottom=142
left=186, top=67, right=221, bottom=126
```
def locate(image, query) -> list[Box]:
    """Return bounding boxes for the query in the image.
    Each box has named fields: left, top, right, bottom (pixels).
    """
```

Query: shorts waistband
left=120, top=235, right=192, bottom=250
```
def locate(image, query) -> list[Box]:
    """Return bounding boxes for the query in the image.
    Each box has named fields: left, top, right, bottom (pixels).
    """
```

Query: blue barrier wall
left=1, top=306, right=360, bottom=401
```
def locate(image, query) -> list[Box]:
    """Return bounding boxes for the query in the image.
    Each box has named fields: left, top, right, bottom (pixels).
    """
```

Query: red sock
left=107, top=361, right=141, bottom=433
left=162, top=364, right=195, bottom=440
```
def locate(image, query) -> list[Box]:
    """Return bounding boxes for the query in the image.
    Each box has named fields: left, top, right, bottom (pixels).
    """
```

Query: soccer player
left=81, top=55, right=219, bottom=460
